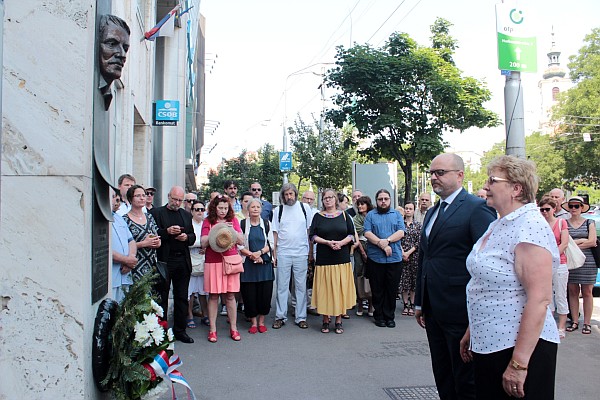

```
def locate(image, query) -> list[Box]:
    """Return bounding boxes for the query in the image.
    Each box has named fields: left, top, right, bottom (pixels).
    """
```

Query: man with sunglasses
left=414, top=153, right=496, bottom=400
left=250, top=181, right=273, bottom=221
left=184, top=192, right=198, bottom=213
left=145, top=186, right=156, bottom=211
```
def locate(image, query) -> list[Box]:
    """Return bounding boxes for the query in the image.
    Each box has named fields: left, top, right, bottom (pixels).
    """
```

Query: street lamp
left=282, top=63, right=333, bottom=184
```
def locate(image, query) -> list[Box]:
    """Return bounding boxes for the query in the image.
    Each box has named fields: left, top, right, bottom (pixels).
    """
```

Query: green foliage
left=102, top=273, right=171, bottom=400
left=552, top=27, right=600, bottom=186
left=289, top=116, right=356, bottom=191
left=200, top=144, right=282, bottom=200
left=325, top=18, right=499, bottom=203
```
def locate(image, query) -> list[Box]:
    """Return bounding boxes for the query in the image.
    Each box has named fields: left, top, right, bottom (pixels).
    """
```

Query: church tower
left=538, top=29, right=573, bottom=135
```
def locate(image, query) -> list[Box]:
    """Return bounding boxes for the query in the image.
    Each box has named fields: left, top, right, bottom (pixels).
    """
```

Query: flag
left=144, top=4, right=181, bottom=41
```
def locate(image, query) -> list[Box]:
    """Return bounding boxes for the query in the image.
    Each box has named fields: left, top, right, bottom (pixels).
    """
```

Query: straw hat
left=561, top=196, right=591, bottom=213
left=208, top=223, right=238, bottom=253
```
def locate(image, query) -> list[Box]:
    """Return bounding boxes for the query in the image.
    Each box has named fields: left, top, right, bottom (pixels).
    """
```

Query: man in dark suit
left=414, top=153, right=496, bottom=400
left=150, top=186, right=196, bottom=343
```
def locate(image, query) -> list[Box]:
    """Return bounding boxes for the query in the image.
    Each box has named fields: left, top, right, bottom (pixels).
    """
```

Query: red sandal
left=207, top=331, right=217, bottom=343
left=230, top=329, right=241, bottom=341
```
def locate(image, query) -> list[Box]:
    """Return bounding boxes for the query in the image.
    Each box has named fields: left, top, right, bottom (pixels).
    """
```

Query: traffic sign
left=495, top=2, right=537, bottom=73
left=279, top=151, right=292, bottom=171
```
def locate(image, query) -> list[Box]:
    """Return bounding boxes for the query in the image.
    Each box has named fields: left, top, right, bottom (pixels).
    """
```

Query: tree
left=325, top=18, right=499, bottom=203
left=256, top=143, right=283, bottom=195
left=289, top=116, right=356, bottom=191
left=552, top=27, right=600, bottom=187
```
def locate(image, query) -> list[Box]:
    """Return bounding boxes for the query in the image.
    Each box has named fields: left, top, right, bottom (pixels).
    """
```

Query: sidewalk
left=161, top=297, right=600, bottom=400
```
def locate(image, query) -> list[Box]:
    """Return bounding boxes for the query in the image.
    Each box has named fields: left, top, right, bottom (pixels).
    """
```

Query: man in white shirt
left=413, top=192, right=432, bottom=224
left=272, top=183, right=312, bottom=329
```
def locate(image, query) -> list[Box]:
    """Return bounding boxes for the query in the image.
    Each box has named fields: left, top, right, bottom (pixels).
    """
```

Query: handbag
left=565, top=236, right=586, bottom=270
left=356, top=276, right=372, bottom=299
left=191, top=258, right=205, bottom=277
left=190, top=248, right=205, bottom=277
left=585, top=219, right=600, bottom=268
left=222, top=253, right=244, bottom=275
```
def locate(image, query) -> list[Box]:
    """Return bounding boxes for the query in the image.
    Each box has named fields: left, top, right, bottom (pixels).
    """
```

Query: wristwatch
left=510, top=359, right=528, bottom=371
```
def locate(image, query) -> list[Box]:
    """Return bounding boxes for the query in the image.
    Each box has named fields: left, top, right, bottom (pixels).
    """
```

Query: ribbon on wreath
left=148, top=350, right=196, bottom=400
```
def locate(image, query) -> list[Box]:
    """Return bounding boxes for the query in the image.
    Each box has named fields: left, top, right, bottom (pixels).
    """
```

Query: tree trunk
left=402, top=159, right=413, bottom=205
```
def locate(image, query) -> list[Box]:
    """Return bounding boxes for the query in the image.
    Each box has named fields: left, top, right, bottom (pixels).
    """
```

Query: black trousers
left=425, top=315, right=475, bottom=400
left=241, top=280, right=274, bottom=318
left=368, top=260, right=402, bottom=322
left=165, top=254, right=191, bottom=336
left=473, top=339, right=557, bottom=400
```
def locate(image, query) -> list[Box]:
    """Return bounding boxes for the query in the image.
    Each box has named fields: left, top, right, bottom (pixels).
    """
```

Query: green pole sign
left=495, top=3, right=537, bottom=73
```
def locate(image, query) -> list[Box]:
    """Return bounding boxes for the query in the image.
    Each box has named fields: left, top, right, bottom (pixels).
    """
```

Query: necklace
left=130, top=212, right=145, bottom=221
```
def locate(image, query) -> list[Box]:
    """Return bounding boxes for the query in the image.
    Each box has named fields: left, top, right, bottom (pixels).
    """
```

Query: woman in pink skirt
left=201, top=195, right=244, bottom=343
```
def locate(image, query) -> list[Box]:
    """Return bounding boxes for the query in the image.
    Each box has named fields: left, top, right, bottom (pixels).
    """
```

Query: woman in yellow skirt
left=309, top=189, right=356, bottom=334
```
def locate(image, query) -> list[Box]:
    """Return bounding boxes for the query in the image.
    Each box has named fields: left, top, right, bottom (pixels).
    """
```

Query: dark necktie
left=433, top=201, right=448, bottom=229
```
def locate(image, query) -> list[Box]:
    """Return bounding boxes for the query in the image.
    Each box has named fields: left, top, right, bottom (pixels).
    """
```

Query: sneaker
left=220, top=305, right=227, bottom=316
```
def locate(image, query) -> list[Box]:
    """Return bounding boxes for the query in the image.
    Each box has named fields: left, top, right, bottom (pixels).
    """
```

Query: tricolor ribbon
left=149, top=350, right=196, bottom=400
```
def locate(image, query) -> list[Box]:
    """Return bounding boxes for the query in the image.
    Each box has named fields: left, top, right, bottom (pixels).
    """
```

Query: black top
left=309, top=212, right=354, bottom=266
left=149, top=205, right=196, bottom=269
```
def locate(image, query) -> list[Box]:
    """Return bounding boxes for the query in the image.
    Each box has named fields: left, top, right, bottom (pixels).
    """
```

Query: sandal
left=408, top=305, right=415, bottom=316
left=201, top=317, right=210, bottom=326
left=341, top=313, right=350, bottom=319
left=272, top=319, right=285, bottom=329
left=335, top=322, right=344, bottom=334
left=321, top=319, right=330, bottom=333
left=207, top=331, right=217, bottom=343
left=230, top=329, right=241, bottom=341
left=186, top=318, right=197, bottom=329
left=566, top=322, right=579, bottom=332
left=582, top=324, right=592, bottom=334
left=401, top=302, right=409, bottom=316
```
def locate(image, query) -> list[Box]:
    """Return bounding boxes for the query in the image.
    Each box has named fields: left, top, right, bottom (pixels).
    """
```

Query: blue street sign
left=279, top=151, right=292, bottom=171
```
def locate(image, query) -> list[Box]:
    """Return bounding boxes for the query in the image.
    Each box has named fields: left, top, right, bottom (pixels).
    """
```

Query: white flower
left=134, top=321, right=150, bottom=345
left=167, top=328, right=174, bottom=342
left=143, top=313, right=161, bottom=331
left=151, top=326, right=165, bottom=346
left=150, top=299, right=164, bottom=318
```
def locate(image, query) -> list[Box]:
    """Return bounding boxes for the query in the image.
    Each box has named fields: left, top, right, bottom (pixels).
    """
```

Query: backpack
left=277, top=202, right=307, bottom=223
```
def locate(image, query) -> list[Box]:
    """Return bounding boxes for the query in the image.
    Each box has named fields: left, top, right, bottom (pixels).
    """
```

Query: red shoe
left=207, top=331, right=217, bottom=343
left=248, top=326, right=258, bottom=334
left=258, top=325, right=268, bottom=333
left=230, top=329, right=241, bottom=341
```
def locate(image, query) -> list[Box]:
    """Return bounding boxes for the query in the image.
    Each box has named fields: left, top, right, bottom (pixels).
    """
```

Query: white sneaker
left=220, top=305, right=227, bottom=316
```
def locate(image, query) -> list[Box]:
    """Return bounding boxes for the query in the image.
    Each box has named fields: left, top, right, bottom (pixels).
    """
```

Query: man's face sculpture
left=99, top=23, right=130, bottom=83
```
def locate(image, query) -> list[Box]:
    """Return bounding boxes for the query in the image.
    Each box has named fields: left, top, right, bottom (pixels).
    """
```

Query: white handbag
left=565, top=236, right=586, bottom=270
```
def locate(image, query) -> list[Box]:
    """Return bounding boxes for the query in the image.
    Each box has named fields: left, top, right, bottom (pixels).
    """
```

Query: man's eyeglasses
left=170, top=196, right=184, bottom=202
left=192, top=207, right=205, bottom=212
left=251, top=188, right=262, bottom=192
left=568, top=204, right=581, bottom=209
left=539, top=207, right=552, bottom=212
left=184, top=199, right=195, bottom=203
left=428, top=169, right=459, bottom=177
left=487, top=176, right=510, bottom=185
left=146, top=191, right=155, bottom=196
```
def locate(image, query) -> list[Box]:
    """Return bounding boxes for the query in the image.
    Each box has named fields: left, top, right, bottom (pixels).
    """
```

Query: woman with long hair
left=201, top=195, right=244, bottom=342
left=352, top=195, right=374, bottom=317
left=399, top=202, right=421, bottom=317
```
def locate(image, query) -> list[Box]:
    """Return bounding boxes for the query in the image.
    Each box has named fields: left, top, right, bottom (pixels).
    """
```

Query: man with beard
left=363, top=189, right=406, bottom=328
left=414, top=153, right=495, bottom=399
left=271, top=183, right=312, bottom=330
left=150, top=186, right=196, bottom=343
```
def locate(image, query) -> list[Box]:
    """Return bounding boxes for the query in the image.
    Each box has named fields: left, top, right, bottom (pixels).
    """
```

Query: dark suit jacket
left=414, top=188, right=496, bottom=324
left=149, top=205, right=196, bottom=271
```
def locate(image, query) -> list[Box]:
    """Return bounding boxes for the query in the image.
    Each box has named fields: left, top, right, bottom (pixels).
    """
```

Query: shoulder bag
left=222, top=253, right=244, bottom=275
left=585, top=219, right=600, bottom=268
left=565, top=235, right=586, bottom=270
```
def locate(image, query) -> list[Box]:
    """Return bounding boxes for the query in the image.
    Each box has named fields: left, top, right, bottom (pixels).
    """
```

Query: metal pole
left=282, top=124, right=288, bottom=184
left=504, top=71, right=526, bottom=158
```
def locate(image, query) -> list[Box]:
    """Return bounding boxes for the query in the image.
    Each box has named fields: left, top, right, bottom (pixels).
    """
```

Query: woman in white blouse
left=460, top=155, right=560, bottom=399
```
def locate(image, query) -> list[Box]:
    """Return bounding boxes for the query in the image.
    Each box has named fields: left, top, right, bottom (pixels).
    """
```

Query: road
left=156, top=295, right=600, bottom=400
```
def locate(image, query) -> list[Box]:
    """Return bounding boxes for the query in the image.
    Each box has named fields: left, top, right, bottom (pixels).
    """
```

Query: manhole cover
left=384, top=386, right=439, bottom=399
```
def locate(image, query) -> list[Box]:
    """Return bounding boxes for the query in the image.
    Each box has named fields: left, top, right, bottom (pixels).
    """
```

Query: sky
left=198, top=0, right=600, bottom=167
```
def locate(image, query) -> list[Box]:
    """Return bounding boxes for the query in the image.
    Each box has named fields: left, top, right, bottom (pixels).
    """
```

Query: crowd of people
left=109, top=153, right=597, bottom=399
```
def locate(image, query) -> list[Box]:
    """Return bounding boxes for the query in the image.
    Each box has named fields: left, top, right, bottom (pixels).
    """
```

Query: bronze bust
left=98, top=15, right=130, bottom=110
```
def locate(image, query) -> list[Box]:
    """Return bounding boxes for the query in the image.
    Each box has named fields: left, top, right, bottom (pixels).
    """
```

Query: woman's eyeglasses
left=567, top=204, right=581, bottom=209
left=323, top=196, right=336, bottom=201
left=539, top=207, right=552, bottom=212
left=192, top=207, right=205, bottom=212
